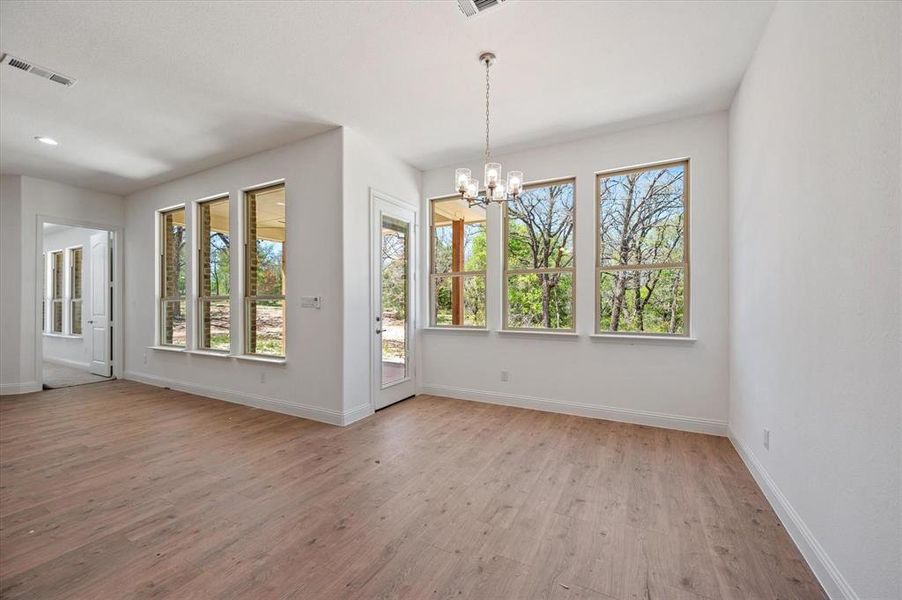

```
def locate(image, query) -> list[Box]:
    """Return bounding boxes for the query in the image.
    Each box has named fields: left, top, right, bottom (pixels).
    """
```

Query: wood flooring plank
left=0, top=381, right=826, bottom=599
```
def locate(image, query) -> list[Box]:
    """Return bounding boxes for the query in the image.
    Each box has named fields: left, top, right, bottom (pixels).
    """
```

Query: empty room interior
left=0, top=1, right=899, bottom=599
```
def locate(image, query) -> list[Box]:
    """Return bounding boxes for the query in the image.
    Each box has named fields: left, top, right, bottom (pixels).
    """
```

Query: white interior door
left=89, top=232, right=112, bottom=377
left=372, top=195, right=417, bottom=410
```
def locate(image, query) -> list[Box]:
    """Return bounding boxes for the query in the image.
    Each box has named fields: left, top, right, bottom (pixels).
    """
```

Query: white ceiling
left=0, top=1, right=774, bottom=195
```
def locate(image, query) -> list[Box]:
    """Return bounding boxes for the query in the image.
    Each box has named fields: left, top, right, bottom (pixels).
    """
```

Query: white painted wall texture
left=728, top=2, right=901, bottom=598
left=0, top=175, right=124, bottom=394
left=123, top=129, right=348, bottom=422
left=420, top=113, right=731, bottom=434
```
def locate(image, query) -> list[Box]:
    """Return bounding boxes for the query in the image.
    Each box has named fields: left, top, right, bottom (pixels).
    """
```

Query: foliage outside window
left=430, top=196, right=486, bottom=327
left=49, top=250, right=64, bottom=334
left=245, top=184, right=285, bottom=357
left=198, top=197, right=230, bottom=351
left=69, top=247, right=83, bottom=336
left=597, top=160, right=688, bottom=335
left=381, top=216, right=409, bottom=384
left=160, top=207, right=187, bottom=346
left=504, top=179, right=576, bottom=330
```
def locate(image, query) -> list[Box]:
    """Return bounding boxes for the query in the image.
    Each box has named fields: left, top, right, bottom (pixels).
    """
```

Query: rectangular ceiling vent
left=457, top=0, right=506, bottom=18
left=0, top=53, right=77, bottom=87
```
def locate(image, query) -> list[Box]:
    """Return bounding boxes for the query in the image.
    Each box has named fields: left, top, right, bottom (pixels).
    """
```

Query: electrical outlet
left=260, top=371, right=266, bottom=384
left=143, top=351, right=147, bottom=365
left=763, top=428, right=770, bottom=450
left=500, top=370, right=509, bottom=382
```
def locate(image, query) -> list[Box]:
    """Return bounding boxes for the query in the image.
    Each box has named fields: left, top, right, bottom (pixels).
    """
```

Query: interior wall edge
left=0, top=382, right=41, bottom=396
left=729, top=430, right=857, bottom=600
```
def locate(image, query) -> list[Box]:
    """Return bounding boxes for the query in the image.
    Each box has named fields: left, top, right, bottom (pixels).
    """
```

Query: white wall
left=41, top=225, right=106, bottom=369
left=420, top=112, right=730, bottom=434
left=0, top=175, right=23, bottom=393
left=0, top=175, right=124, bottom=394
left=729, top=2, right=901, bottom=598
left=341, top=128, right=421, bottom=418
left=123, top=129, right=349, bottom=423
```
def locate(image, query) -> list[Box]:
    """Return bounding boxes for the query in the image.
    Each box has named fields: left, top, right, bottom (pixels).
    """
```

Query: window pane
left=199, top=299, right=230, bottom=351
left=432, top=275, right=486, bottom=327
left=71, top=299, right=82, bottom=335
left=507, top=272, right=573, bottom=329
left=599, top=268, right=685, bottom=334
left=162, top=208, right=186, bottom=298
left=161, top=300, right=187, bottom=346
left=599, top=164, right=685, bottom=267
left=70, top=248, right=82, bottom=300
left=432, top=197, right=487, bottom=274
left=51, top=251, right=63, bottom=300
left=507, top=182, right=575, bottom=270
left=51, top=299, right=63, bottom=334
left=247, top=185, right=285, bottom=298
left=199, top=198, right=230, bottom=297
left=247, top=299, right=285, bottom=357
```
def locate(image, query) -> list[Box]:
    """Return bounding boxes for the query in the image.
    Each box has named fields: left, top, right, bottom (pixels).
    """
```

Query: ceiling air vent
left=1, top=53, right=77, bottom=87
left=457, top=0, right=506, bottom=18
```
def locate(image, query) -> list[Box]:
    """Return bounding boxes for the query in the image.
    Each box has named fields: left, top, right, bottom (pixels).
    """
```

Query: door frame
left=34, top=215, right=124, bottom=386
left=369, top=188, right=418, bottom=411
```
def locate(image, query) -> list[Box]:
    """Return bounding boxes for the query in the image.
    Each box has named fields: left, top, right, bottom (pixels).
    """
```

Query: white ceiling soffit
left=0, top=1, right=774, bottom=195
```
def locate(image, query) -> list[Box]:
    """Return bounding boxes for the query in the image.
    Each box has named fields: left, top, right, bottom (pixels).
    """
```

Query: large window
left=69, top=247, right=83, bottom=336
left=597, top=160, right=688, bottom=335
left=160, top=206, right=187, bottom=346
left=504, top=179, right=576, bottom=330
left=430, top=196, right=486, bottom=327
left=245, top=184, right=285, bottom=357
left=198, top=197, right=230, bottom=351
left=49, top=250, right=64, bottom=334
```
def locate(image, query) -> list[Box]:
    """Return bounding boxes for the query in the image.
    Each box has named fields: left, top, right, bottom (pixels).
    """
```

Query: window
left=430, top=196, right=486, bottom=327
left=245, top=184, right=285, bottom=357
left=597, top=160, right=688, bottom=335
left=198, top=197, right=230, bottom=351
left=504, top=179, right=576, bottom=330
left=160, top=207, right=187, bottom=346
left=49, top=250, right=63, bottom=333
left=69, top=247, right=83, bottom=335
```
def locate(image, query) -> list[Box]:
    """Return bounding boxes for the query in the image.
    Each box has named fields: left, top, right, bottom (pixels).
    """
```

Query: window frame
left=49, top=249, right=65, bottom=334
left=196, top=195, right=231, bottom=353
left=158, top=204, right=187, bottom=347
left=502, top=176, right=577, bottom=332
left=594, top=158, right=690, bottom=337
left=428, top=193, right=488, bottom=329
left=243, top=182, right=286, bottom=358
left=67, top=245, right=83, bottom=336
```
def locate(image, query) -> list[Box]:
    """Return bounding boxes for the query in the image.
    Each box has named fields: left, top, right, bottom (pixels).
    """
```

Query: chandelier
left=455, top=52, right=523, bottom=207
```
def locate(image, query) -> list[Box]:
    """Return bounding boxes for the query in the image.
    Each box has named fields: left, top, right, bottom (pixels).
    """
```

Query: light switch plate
left=300, top=296, right=321, bottom=309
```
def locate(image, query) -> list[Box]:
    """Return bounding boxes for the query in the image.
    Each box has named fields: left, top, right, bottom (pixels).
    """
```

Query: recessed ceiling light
left=34, top=136, right=59, bottom=146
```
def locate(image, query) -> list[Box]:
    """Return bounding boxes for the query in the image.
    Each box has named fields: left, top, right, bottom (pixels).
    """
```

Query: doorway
left=38, top=220, right=120, bottom=389
left=371, top=192, right=417, bottom=410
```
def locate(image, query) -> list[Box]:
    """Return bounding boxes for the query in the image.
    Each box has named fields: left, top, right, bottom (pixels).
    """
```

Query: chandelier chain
left=484, top=58, right=491, bottom=163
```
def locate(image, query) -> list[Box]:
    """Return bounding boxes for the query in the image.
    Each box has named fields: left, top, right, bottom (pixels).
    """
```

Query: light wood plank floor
left=0, top=381, right=824, bottom=599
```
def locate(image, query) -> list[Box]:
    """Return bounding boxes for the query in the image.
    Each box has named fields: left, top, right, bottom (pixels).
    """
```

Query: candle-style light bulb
left=484, top=162, right=501, bottom=189
left=455, top=168, right=471, bottom=194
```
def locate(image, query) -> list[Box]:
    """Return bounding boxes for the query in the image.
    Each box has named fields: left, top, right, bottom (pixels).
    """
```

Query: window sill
left=421, top=327, right=490, bottom=334
left=43, top=333, right=83, bottom=340
left=147, top=345, right=186, bottom=353
left=497, top=329, right=579, bottom=339
left=185, top=349, right=231, bottom=358
left=590, top=334, right=697, bottom=343
left=233, top=354, right=287, bottom=365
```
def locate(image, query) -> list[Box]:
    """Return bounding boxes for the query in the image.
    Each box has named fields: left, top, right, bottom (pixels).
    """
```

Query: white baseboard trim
left=0, top=381, right=42, bottom=395
left=124, top=370, right=350, bottom=426
left=420, top=384, right=727, bottom=436
left=43, top=356, right=91, bottom=370
left=728, top=430, right=856, bottom=600
left=342, top=403, right=375, bottom=426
